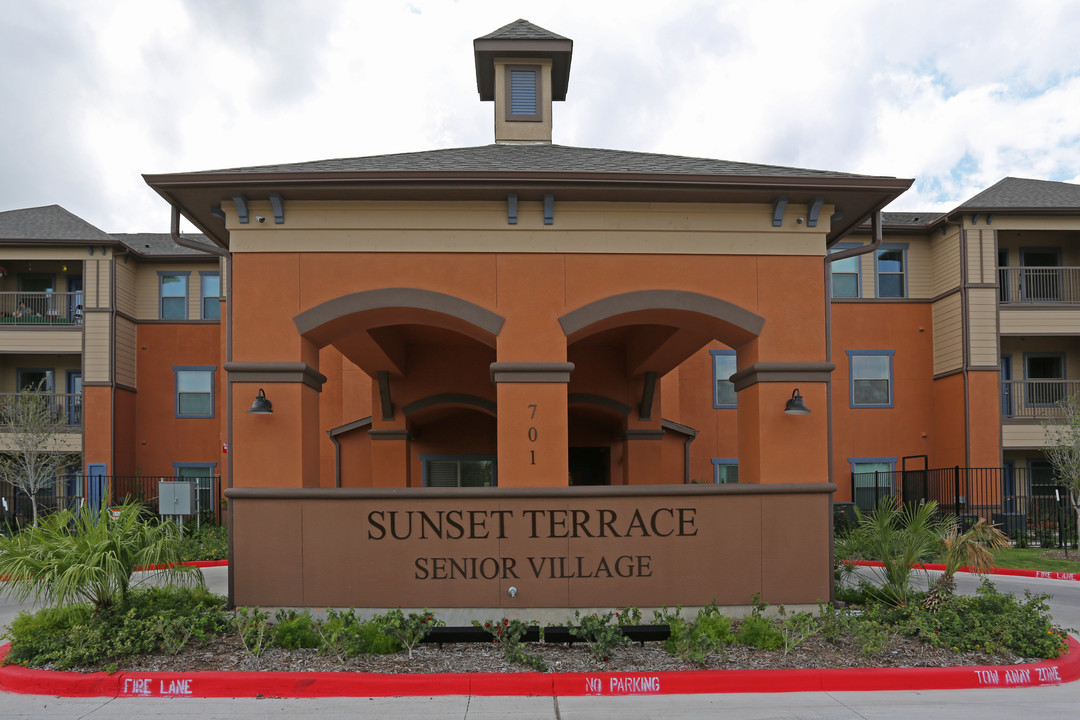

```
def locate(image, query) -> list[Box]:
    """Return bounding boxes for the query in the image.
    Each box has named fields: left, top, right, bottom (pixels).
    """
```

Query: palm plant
left=835, top=497, right=947, bottom=606
left=926, top=518, right=1010, bottom=602
left=0, top=500, right=202, bottom=610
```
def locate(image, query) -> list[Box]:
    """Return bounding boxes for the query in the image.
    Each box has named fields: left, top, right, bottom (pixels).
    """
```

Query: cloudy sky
left=2, top=0, right=1079, bottom=233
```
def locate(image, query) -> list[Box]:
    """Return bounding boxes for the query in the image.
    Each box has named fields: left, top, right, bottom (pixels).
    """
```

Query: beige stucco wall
left=115, top=257, right=136, bottom=317
left=115, top=315, right=137, bottom=388
left=1002, top=423, right=1050, bottom=449
left=999, top=308, right=1080, bottom=335
left=225, top=200, right=835, bottom=256
left=967, top=287, right=999, bottom=367
left=932, top=293, right=963, bottom=375
left=134, top=262, right=218, bottom=320
left=0, top=329, right=81, bottom=354
left=931, top=226, right=962, bottom=298
left=0, top=432, right=81, bottom=453
left=83, top=312, right=111, bottom=383
left=494, top=58, right=553, bottom=144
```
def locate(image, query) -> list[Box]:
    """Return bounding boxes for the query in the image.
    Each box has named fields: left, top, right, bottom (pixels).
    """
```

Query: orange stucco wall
left=230, top=250, right=831, bottom=491
left=132, top=324, right=224, bottom=476
left=829, top=302, right=937, bottom=500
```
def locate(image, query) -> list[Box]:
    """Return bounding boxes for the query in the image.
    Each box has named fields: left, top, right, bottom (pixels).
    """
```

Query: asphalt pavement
left=2, top=565, right=1080, bottom=719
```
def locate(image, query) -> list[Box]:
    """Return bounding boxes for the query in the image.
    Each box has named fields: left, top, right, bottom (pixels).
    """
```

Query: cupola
left=473, top=19, right=573, bottom=144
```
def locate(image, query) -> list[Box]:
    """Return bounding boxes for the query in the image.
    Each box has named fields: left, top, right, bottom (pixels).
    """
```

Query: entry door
left=87, top=463, right=106, bottom=511
left=568, top=447, right=610, bottom=486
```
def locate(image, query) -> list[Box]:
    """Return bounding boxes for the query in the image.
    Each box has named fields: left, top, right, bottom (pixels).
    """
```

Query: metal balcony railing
left=998, top=266, right=1080, bottom=304
left=0, top=291, right=83, bottom=325
left=999, top=379, right=1080, bottom=419
left=0, top=392, right=83, bottom=427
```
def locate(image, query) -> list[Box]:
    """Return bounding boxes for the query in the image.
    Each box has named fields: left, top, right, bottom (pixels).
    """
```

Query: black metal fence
left=851, top=466, right=1077, bottom=548
left=1, top=474, right=221, bottom=531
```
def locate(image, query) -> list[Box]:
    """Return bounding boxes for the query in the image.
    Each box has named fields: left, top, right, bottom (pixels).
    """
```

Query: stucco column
left=730, top=362, right=834, bottom=484
left=226, top=362, right=327, bottom=489
left=491, top=363, right=573, bottom=487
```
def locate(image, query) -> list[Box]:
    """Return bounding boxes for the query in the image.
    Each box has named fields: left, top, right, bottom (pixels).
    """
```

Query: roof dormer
left=473, top=19, right=573, bottom=145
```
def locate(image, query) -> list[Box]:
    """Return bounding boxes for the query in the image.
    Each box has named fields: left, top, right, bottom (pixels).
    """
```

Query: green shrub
left=317, top=609, right=401, bottom=660
left=176, top=524, right=228, bottom=562
left=567, top=610, right=628, bottom=662
left=271, top=609, right=321, bottom=650
left=660, top=604, right=734, bottom=665
left=473, top=618, right=546, bottom=671
left=736, top=615, right=783, bottom=650
left=3, top=586, right=229, bottom=669
left=374, top=608, right=441, bottom=659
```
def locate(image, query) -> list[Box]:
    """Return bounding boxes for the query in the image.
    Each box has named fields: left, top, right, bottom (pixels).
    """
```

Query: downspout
left=944, top=215, right=971, bottom=468
left=823, top=210, right=883, bottom=487
left=683, top=430, right=697, bottom=484
left=170, top=205, right=234, bottom=604
left=329, top=431, right=342, bottom=488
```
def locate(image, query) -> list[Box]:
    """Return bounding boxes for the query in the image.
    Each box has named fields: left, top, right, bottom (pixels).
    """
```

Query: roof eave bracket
left=807, top=197, right=825, bottom=228
left=772, top=197, right=788, bottom=227
left=233, top=194, right=249, bottom=224
left=269, top=193, right=285, bottom=224
left=508, top=192, right=518, bottom=225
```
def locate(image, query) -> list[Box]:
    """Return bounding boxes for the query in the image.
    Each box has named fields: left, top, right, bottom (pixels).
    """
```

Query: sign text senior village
left=366, top=506, right=699, bottom=581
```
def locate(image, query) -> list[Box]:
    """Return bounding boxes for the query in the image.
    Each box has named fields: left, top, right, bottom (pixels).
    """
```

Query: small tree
left=1042, top=394, right=1080, bottom=548
left=0, top=383, right=82, bottom=527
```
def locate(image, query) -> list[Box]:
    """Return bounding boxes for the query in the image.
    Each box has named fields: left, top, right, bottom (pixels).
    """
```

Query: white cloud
left=2, top=0, right=1080, bottom=230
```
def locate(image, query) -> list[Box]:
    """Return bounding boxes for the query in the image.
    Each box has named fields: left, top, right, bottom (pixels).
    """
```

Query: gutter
left=823, top=210, right=883, bottom=488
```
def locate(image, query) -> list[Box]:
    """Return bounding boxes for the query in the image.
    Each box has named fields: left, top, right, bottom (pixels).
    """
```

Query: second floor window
left=848, top=350, right=894, bottom=408
left=160, top=273, right=188, bottom=319
left=830, top=252, right=860, bottom=298
left=201, top=272, right=221, bottom=319
left=175, top=367, right=214, bottom=418
left=876, top=247, right=906, bottom=298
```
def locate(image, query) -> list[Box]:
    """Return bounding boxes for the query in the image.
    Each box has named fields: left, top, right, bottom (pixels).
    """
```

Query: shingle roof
left=0, top=205, right=115, bottom=243
left=185, top=144, right=887, bottom=180
left=881, top=212, right=944, bottom=227
left=112, top=233, right=217, bottom=257
left=477, top=19, right=569, bottom=42
left=958, top=177, right=1080, bottom=210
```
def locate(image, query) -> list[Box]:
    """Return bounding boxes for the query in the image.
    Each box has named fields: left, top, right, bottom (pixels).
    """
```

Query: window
left=159, top=272, right=189, bottom=319
left=174, top=367, right=214, bottom=418
left=829, top=246, right=860, bottom=298
left=505, top=65, right=541, bottom=121
left=850, top=458, right=896, bottom=511
left=711, top=350, right=737, bottom=408
left=173, top=463, right=216, bottom=516
left=875, top=245, right=907, bottom=298
left=200, top=272, right=221, bottom=319
left=712, top=459, right=738, bottom=484
left=848, top=350, right=894, bottom=408
left=422, top=455, right=496, bottom=487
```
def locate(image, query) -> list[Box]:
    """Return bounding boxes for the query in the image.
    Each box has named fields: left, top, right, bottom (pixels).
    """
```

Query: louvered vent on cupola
left=473, top=19, right=573, bottom=144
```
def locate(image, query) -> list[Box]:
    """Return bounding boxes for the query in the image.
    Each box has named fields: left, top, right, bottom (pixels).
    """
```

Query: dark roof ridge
left=477, top=19, right=569, bottom=42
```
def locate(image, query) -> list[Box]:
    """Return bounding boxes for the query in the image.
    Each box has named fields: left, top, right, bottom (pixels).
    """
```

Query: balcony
left=0, top=392, right=83, bottom=453
left=1000, top=379, right=1080, bottom=448
left=997, top=267, right=1080, bottom=335
left=0, top=290, right=82, bottom=326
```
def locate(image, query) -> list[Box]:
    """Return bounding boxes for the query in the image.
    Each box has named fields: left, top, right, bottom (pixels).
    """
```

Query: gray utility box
left=159, top=481, right=196, bottom=516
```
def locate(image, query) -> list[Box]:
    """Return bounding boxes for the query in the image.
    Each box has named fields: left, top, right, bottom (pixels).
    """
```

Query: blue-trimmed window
left=849, top=457, right=896, bottom=511
left=711, top=459, right=739, bottom=484
left=174, top=366, right=215, bottom=418
left=711, top=349, right=737, bottom=408
left=847, top=350, right=894, bottom=408
left=875, top=244, right=907, bottom=298
left=159, top=272, right=189, bottom=319
left=173, top=462, right=216, bottom=515
left=200, top=272, right=221, bottom=320
left=422, top=454, right=496, bottom=488
left=829, top=244, right=861, bottom=298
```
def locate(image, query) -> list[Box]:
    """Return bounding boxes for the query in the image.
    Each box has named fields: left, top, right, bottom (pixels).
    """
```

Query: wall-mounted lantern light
left=784, top=388, right=810, bottom=415
left=248, top=388, right=273, bottom=414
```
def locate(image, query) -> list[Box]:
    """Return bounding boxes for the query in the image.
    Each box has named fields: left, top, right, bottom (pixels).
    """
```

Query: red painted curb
left=853, top=560, right=1080, bottom=582
left=1, top=637, right=1077, bottom=698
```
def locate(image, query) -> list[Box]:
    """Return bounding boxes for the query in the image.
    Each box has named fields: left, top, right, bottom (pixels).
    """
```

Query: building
left=3, top=20, right=1078, bottom=612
